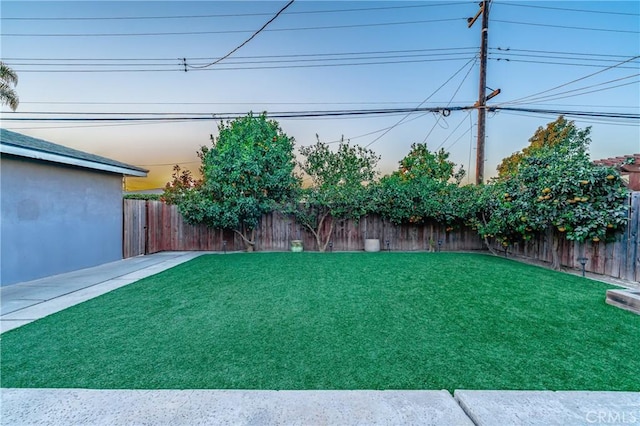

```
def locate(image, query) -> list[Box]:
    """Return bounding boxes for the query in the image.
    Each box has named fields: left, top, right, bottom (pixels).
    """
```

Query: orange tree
left=479, top=118, right=628, bottom=268
left=175, top=113, right=300, bottom=251
left=371, top=144, right=468, bottom=227
left=288, top=138, right=379, bottom=252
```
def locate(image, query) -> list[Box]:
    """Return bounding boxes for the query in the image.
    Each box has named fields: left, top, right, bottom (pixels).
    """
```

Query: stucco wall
left=1, top=155, right=123, bottom=286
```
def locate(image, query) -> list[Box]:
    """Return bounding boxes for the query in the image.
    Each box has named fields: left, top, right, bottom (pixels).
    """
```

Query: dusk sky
left=1, top=1, right=638, bottom=190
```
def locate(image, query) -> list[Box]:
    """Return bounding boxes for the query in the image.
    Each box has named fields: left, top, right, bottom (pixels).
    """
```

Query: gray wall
left=1, top=155, right=124, bottom=286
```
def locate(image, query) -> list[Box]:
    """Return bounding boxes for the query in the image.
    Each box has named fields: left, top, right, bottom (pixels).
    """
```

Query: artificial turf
left=1, top=252, right=638, bottom=391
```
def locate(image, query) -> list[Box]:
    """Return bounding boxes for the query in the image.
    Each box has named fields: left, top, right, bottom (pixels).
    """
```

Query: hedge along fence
left=124, top=194, right=639, bottom=282
left=502, top=191, right=640, bottom=282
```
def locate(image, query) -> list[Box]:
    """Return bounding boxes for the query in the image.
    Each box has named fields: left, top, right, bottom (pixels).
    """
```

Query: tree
left=176, top=113, right=300, bottom=251
left=290, top=137, right=379, bottom=251
left=161, top=164, right=201, bottom=205
left=371, top=144, right=468, bottom=227
left=481, top=117, right=629, bottom=269
left=396, top=144, right=465, bottom=183
left=496, top=116, right=576, bottom=178
left=0, top=61, right=19, bottom=111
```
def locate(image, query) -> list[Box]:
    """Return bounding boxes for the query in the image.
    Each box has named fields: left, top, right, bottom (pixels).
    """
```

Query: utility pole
left=469, top=0, right=491, bottom=184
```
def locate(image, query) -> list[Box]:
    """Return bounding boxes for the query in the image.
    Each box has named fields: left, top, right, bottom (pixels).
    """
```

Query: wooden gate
left=123, top=199, right=147, bottom=258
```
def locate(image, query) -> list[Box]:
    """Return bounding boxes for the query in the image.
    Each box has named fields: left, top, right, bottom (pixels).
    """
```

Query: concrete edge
left=454, top=390, right=640, bottom=426
left=0, top=389, right=475, bottom=426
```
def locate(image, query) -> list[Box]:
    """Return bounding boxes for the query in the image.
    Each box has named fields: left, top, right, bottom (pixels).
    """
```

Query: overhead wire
left=496, top=55, right=640, bottom=106
left=3, top=2, right=469, bottom=21
left=11, top=55, right=476, bottom=73
left=187, top=0, right=295, bottom=69
left=502, top=75, right=640, bottom=106
left=495, top=110, right=640, bottom=127
left=490, top=58, right=639, bottom=70
left=492, top=19, right=639, bottom=34
left=362, top=57, right=478, bottom=148
left=7, top=47, right=628, bottom=63
left=422, top=57, right=477, bottom=145
left=3, top=18, right=466, bottom=38
left=1, top=106, right=472, bottom=122
left=324, top=113, right=432, bottom=145
left=495, top=2, right=640, bottom=17
left=436, top=111, right=474, bottom=150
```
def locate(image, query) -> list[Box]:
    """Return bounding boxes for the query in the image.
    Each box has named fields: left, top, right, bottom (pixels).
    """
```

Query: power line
left=137, top=161, right=201, bottom=167
left=490, top=47, right=637, bottom=59
left=10, top=51, right=475, bottom=68
left=444, top=113, right=475, bottom=151
left=497, top=55, right=640, bottom=106
left=187, top=0, right=295, bottom=70
left=504, top=74, right=640, bottom=106
left=325, top=113, right=431, bottom=145
left=490, top=58, right=639, bottom=70
left=492, top=107, right=639, bottom=120
left=363, top=57, right=478, bottom=148
left=7, top=47, right=630, bottom=62
left=496, top=110, right=640, bottom=128
left=496, top=2, right=640, bottom=17
left=436, top=110, right=474, bottom=150
left=9, top=54, right=634, bottom=72
left=423, top=57, right=478, bottom=145
left=1, top=106, right=472, bottom=122
left=12, top=55, right=477, bottom=73
left=4, top=107, right=637, bottom=133
left=493, top=19, right=639, bottom=34
left=3, top=17, right=466, bottom=37
left=3, top=2, right=469, bottom=21
left=513, top=80, right=640, bottom=105
left=489, top=52, right=640, bottom=66
left=17, top=100, right=474, bottom=106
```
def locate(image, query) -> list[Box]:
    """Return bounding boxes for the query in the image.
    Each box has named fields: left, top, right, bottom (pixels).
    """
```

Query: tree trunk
left=234, top=228, right=256, bottom=252
left=551, top=231, right=561, bottom=270
left=314, top=211, right=332, bottom=252
left=320, top=218, right=336, bottom=252
left=481, top=213, right=499, bottom=256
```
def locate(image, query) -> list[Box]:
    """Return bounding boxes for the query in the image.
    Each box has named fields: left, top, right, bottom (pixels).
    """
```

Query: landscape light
left=385, top=240, right=390, bottom=252
left=329, top=241, right=333, bottom=252
left=223, top=240, right=227, bottom=254
left=438, top=240, right=443, bottom=252
left=577, top=257, right=588, bottom=277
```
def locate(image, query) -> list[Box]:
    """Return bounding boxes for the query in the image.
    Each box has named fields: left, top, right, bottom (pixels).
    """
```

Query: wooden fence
left=123, top=199, right=485, bottom=254
left=123, top=192, right=639, bottom=282
left=504, top=191, right=639, bottom=282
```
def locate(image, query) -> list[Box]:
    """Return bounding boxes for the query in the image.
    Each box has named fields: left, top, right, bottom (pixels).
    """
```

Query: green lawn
left=1, top=252, right=638, bottom=391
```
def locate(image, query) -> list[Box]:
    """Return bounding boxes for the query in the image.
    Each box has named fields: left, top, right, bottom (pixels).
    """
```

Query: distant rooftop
left=592, top=154, right=639, bottom=169
left=593, top=153, right=640, bottom=191
left=0, top=129, right=147, bottom=177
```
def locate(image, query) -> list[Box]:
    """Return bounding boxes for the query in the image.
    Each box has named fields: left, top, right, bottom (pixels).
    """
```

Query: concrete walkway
left=1, top=251, right=208, bottom=334
left=1, top=389, right=638, bottom=425
left=1, top=252, right=638, bottom=425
